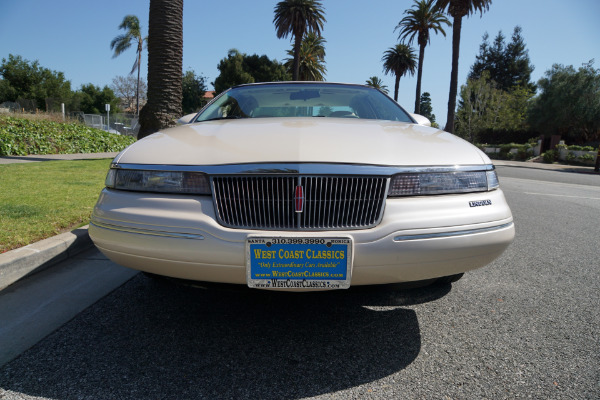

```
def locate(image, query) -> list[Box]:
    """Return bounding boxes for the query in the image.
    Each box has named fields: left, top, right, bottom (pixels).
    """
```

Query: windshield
left=195, top=83, right=413, bottom=123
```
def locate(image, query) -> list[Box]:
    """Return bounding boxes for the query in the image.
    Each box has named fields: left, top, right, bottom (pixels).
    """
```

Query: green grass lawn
left=0, top=159, right=112, bottom=253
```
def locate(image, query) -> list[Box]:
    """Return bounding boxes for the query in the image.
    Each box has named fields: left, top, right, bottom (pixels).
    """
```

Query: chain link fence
left=0, top=98, right=140, bottom=137
left=69, top=112, right=139, bottom=136
left=2, top=97, right=139, bottom=136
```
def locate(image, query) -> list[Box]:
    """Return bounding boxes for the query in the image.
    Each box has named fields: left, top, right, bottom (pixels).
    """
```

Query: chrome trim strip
left=111, top=162, right=495, bottom=176
left=393, top=222, right=513, bottom=242
left=90, top=221, right=205, bottom=240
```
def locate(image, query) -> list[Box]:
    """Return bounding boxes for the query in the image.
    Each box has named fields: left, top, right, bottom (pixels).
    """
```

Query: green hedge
left=0, top=115, right=135, bottom=156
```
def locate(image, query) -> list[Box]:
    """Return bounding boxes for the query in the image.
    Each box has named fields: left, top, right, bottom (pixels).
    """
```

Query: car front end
left=89, top=83, right=514, bottom=290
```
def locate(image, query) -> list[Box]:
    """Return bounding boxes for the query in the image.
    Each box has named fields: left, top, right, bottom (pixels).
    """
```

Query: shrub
left=578, top=153, right=595, bottom=163
left=542, top=150, right=558, bottom=163
left=566, top=152, right=577, bottom=163
left=0, top=115, right=135, bottom=156
left=568, top=145, right=595, bottom=152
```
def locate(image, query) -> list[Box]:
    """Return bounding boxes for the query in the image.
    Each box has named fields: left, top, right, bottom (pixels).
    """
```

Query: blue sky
left=1, top=0, right=598, bottom=126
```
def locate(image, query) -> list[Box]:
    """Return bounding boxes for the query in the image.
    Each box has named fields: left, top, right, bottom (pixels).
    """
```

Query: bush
left=482, top=143, right=533, bottom=161
left=542, top=150, right=558, bottom=163
left=567, top=145, right=595, bottom=152
left=0, top=115, right=135, bottom=156
left=566, top=152, right=577, bottom=163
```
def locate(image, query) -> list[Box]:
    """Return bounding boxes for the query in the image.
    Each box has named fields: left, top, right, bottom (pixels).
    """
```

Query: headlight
left=105, top=169, right=211, bottom=194
left=388, top=170, right=498, bottom=197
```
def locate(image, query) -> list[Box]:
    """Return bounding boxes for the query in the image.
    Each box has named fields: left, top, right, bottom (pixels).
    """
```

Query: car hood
left=116, top=118, right=489, bottom=166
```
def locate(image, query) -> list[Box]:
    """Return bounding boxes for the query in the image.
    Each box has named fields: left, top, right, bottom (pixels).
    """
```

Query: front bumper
left=89, top=188, right=514, bottom=286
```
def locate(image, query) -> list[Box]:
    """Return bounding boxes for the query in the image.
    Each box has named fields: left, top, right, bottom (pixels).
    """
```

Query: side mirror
left=410, top=113, right=432, bottom=127
left=177, top=113, right=197, bottom=125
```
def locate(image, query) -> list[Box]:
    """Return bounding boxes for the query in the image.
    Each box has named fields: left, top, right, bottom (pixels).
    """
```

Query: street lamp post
left=105, top=104, right=111, bottom=132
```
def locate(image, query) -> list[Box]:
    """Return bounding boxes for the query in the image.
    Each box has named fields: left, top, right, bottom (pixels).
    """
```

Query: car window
left=196, top=83, right=412, bottom=123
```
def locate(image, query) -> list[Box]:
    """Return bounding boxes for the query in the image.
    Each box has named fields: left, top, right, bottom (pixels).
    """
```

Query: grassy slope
left=0, top=159, right=113, bottom=253
left=0, top=114, right=136, bottom=251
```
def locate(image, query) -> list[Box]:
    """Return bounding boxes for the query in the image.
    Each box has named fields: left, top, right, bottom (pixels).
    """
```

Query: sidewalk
left=0, top=153, right=597, bottom=291
left=493, top=159, right=598, bottom=174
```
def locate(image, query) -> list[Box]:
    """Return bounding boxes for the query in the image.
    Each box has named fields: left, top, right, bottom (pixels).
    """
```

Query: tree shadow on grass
left=0, top=275, right=451, bottom=399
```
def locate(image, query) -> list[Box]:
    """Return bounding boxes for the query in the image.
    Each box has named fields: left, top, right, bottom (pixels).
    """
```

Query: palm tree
left=365, top=76, right=389, bottom=94
left=110, top=15, right=146, bottom=116
left=138, top=0, right=183, bottom=139
left=433, top=0, right=492, bottom=133
left=284, top=32, right=327, bottom=81
left=273, top=0, right=326, bottom=80
left=396, top=0, right=450, bottom=114
left=382, top=44, right=417, bottom=101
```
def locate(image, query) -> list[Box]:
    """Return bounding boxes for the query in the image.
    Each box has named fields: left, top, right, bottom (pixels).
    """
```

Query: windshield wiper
left=200, top=116, right=245, bottom=122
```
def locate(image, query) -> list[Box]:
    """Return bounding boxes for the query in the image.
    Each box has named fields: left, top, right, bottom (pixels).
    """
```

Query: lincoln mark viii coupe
left=89, top=82, right=514, bottom=290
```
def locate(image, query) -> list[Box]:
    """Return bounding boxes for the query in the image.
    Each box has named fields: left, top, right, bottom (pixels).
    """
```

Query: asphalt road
left=1, top=166, right=599, bottom=399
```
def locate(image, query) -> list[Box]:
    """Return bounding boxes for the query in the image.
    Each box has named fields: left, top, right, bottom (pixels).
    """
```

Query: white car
left=90, top=82, right=514, bottom=290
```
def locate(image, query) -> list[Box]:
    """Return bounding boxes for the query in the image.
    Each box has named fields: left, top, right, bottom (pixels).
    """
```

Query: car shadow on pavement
left=0, top=274, right=451, bottom=399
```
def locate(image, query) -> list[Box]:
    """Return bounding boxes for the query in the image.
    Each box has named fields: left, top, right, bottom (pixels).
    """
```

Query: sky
left=1, top=0, right=599, bottom=126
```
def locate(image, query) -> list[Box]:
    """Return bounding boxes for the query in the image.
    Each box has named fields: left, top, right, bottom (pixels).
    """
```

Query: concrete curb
left=0, top=226, right=92, bottom=291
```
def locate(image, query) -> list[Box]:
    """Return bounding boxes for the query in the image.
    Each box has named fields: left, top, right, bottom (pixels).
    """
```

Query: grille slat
left=212, top=176, right=387, bottom=230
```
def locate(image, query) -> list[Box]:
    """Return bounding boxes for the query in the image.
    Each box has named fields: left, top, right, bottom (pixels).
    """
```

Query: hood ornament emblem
left=294, top=185, right=304, bottom=213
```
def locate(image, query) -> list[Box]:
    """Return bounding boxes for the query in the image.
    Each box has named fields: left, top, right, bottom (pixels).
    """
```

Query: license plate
left=246, top=237, right=352, bottom=289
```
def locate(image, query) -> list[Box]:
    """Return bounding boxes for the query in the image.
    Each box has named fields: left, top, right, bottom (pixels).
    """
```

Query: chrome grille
left=212, top=176, right=388, bottom=230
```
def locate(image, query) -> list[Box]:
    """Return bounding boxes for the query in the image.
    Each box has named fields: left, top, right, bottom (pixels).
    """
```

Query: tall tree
left=111, top=75, right=147, bottom=113
left=469, top=26, right=535, bottom=92
left=212, top=49, right=290, bottom=95
left=0, top=54, right=72, bottom=111
left=243, top=53, right=291, bottom=83
left=433, top=0, right=492, bottom=133
left=273, top=0, right=326, bottom=80
left=75, top=83, right=121, bottom=115
left=138, top=0, right=183, bottom=139
left=365, top=76, right=389, bottom=94
left=284, top=32, right=327, bottom=81
left=456, top=71, right=533, bottom=143
left=419, top=92, right=437, bottom=125
left=382, top=44, right=417, bottom=101
left=110, top=15, right=146, bottom=116
left=182, top=69, right=207, bottom=114
left=396, top=0, right=450, bottom=114
left=529, top=61, right=600, bottom=144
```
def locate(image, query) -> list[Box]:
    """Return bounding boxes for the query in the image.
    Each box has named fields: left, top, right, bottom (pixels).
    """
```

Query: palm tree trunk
left=414, top=44, right=425, bottom=114
left=293, top=33, right=302, bottom=80
left=445, top=15, right=462, bottom=133
left=394, top=75, right=400, bottom=101
left=138, top=0, right=183, bottom=139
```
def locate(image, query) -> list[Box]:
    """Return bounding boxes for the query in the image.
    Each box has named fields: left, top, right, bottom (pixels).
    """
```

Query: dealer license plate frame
left=246, top=236, right=352, bottom=290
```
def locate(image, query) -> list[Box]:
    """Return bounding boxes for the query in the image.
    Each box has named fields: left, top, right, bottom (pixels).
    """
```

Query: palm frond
left=110, top=33, right=133, bottom=57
